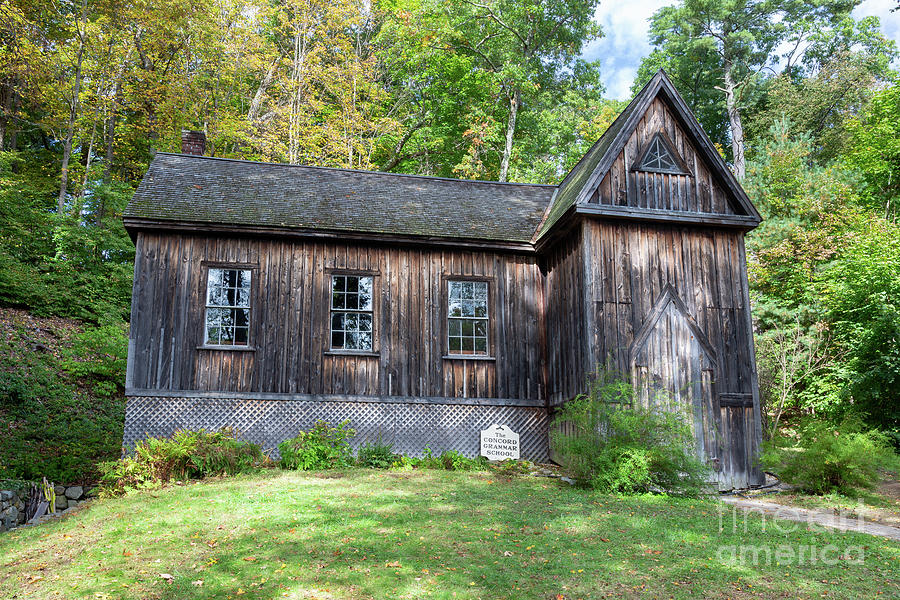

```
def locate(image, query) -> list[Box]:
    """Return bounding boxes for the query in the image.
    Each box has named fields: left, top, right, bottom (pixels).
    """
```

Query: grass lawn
left=1, top=469, right=898, bottom=599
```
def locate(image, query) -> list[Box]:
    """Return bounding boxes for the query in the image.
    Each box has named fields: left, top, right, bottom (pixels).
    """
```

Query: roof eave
left=122, top=217, right=538, bottom=254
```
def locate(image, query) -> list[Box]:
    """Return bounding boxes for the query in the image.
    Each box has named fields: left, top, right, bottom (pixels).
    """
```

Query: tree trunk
left=722, top=65, right=745, bottom=181
left=247, top=57, right=278, bottom=123
left=499, top=89, right=519, bottom=183
left=0, top=81, right=11, bottom=151
left=57, top=37, right=86, bottom=214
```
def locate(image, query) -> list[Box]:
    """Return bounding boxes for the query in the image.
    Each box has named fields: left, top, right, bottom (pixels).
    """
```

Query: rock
left=0, top=491, right=12, bottom=502
left=65, top=486, right=83, bottom=500
left=68, top=500, right=79, bottom=508
left=54, top=485, right=65, bottom=496
left=55, top=496, right=68, bottom=511
left=560, top=476, right=576, bottom=485
left=16, top=511, right=25, bottom=525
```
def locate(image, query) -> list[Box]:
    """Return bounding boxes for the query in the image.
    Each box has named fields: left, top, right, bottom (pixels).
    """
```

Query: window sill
left=196, top=345, right=256, bottom=352
left=324, top=350, right=380, bottom=358
left=442, top=354, right=495, bottom=361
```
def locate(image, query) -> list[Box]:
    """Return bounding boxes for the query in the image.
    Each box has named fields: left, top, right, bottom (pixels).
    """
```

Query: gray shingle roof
left=125, top=154, right=554, bottom=244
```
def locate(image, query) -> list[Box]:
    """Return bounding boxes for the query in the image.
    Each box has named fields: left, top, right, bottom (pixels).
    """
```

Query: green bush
left=762, top=416, right=898, bottom=495
left=99, top=429, right=266, bottom=496
left=357, top=438, right=397, bottom=468
left=61, top=322, right=128, bottom=397
left=550, top=371, right=710, bottom=496
left=0, top=330, right=124, bottom=483
left=278, top=420, right=355, bottom=470
left=400, top=447, right=489, bottom=471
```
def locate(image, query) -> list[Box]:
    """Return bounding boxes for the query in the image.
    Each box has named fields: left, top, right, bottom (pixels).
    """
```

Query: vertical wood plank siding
left=583, top=220, right=761, bottom=486
left=542, top=226, right=588, bottom=406
left=129, top=233, right=546, bottom=401
left=590, top=97, right=737, bottom=216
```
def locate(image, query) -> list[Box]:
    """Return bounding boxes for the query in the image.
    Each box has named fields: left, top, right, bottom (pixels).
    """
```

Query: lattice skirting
left=123, top=396, right=550, bottom=462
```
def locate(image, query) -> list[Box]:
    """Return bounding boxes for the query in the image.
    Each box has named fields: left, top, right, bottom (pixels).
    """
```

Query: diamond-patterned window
left=205, top=268, right=251, bottom=346
left=637, top=133, right=684, bottom=173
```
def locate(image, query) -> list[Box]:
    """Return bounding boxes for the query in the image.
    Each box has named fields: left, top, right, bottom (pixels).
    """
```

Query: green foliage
left=550, top=370, right=710, bottom=496
left=389, top=447, right=489, bottom=471
left=98, top=429, right=266, bottom=497
left=762, top=416, right=898, bottom=495
left=842, top=84, right=900, bottom=214
left=356, top=438, right=397, bottom=469
left=60, top=321, right=128, bottom=397
left=0, top=153, right=134, bottom=323
left=819, top=213, right=900, bottom=430
left=0, top=320, right=124, bottom=483
left=490, top=458, right=532, bottom=478
left=278, top=420, right=356, bottom=470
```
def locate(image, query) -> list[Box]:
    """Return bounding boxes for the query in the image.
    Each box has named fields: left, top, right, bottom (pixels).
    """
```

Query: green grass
left=1, top=469, right=899, bottom=599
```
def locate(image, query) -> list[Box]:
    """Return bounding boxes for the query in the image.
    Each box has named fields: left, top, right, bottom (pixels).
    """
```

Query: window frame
left=632, top=131, right=692, bottom=176
left=442, top=275, right=495, bottom=360
left=325, top=269, right=380, bottom=356
left=198, top=261, right=258, bottom=351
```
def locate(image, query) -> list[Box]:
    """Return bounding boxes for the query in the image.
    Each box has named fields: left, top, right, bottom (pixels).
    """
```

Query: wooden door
left=630, top=286, right=720, bottom=468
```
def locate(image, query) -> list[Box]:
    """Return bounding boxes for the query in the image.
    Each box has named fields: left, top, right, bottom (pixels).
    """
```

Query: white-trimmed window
left=331, top=274, right=374, bottom=351
left=205, top=268, right=251, bottom=346
left=448, top=280, right=488, bottom=355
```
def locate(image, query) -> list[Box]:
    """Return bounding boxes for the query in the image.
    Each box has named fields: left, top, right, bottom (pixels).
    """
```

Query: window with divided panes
left=637, top=133, right=682, bottom=173
left=331, top=275, right=374, bottom=351
left=205, top=268, right=251, bottom=346
left=448, top=280, right=488, bottom=355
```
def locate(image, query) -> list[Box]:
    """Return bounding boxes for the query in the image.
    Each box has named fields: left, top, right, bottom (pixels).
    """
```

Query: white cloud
left=584, top=0, right=899, bottom=101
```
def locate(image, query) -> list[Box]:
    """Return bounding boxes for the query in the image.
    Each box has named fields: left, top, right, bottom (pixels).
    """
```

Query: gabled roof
left=125, top=70, right=760, bottom=251
left=124, top=154, right=554, bottom=246
left=536, top=69, right=761, bottom=240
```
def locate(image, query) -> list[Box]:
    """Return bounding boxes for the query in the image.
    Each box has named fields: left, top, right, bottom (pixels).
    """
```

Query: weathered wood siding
left=589, top=97, right=738, bottom=216
left=129, top=232, right=546, bottom=401
left=583, top=219, right=761, bottom=487
left=543, top=225, right=589, bottom=406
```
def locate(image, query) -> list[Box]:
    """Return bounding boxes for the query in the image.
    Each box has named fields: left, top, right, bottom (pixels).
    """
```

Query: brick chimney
left=181, top=129, right=206, bottom=156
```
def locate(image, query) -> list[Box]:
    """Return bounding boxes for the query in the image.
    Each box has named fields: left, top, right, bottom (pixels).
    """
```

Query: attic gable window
left=635, top=132, right=688, bottom=175
left=448, top=280, right=489, bottom=355
left=205, top=268, right=251, bottom=346
left=331, top=275, right=374, bottom=351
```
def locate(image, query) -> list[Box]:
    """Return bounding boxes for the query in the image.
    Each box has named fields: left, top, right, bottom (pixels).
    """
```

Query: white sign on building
left=480, top=424, right=520, bottom=460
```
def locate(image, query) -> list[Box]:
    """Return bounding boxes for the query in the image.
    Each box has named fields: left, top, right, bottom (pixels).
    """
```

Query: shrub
left=0, top=326, right=124, bottom=483
left=357, top=438, right=396, bottom=468
left=409, top=448, right=489, bottom=471
left=762, top=416, right=898, bottom=495
left=278, top=420, right=355, bottom=470
left=550, top=371, right=710, bottom=496
left=99, top=429, right=265, bottom=496
left=60, top=322, right=128, bottom=398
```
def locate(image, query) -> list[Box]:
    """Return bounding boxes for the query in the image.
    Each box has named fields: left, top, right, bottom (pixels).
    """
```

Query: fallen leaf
left=192, top=580, right=203, bottom=587
left=160, top=573, right=174, bottom=583
left=243, top=556, right=256, bottom=562
left=385, top=561, right=401, bottom=568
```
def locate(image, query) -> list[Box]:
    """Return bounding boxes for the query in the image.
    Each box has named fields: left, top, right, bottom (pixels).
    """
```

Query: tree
left=745, top=16, right=897, bottom=161
left=377, top=0, right=603, bottom=182
left=842, top=84, right=900, bottom=216
left=636, top=0, right=860, bottom=180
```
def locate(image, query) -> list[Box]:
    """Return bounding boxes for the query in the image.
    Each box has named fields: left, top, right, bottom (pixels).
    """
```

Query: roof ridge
left=154, top=152, right=557, bottom=188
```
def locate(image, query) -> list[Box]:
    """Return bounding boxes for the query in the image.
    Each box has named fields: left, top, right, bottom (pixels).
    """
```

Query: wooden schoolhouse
left=123, top=70, right=764, bottom=488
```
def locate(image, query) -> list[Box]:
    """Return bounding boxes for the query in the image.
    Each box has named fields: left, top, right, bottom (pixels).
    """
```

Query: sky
left=583, top=0, right=900, bottom=100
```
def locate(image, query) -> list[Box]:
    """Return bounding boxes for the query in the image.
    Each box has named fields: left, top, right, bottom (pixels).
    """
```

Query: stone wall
left=0, top=484, right=93, bottom=533
left=0, top=490, right=26, bottom=532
